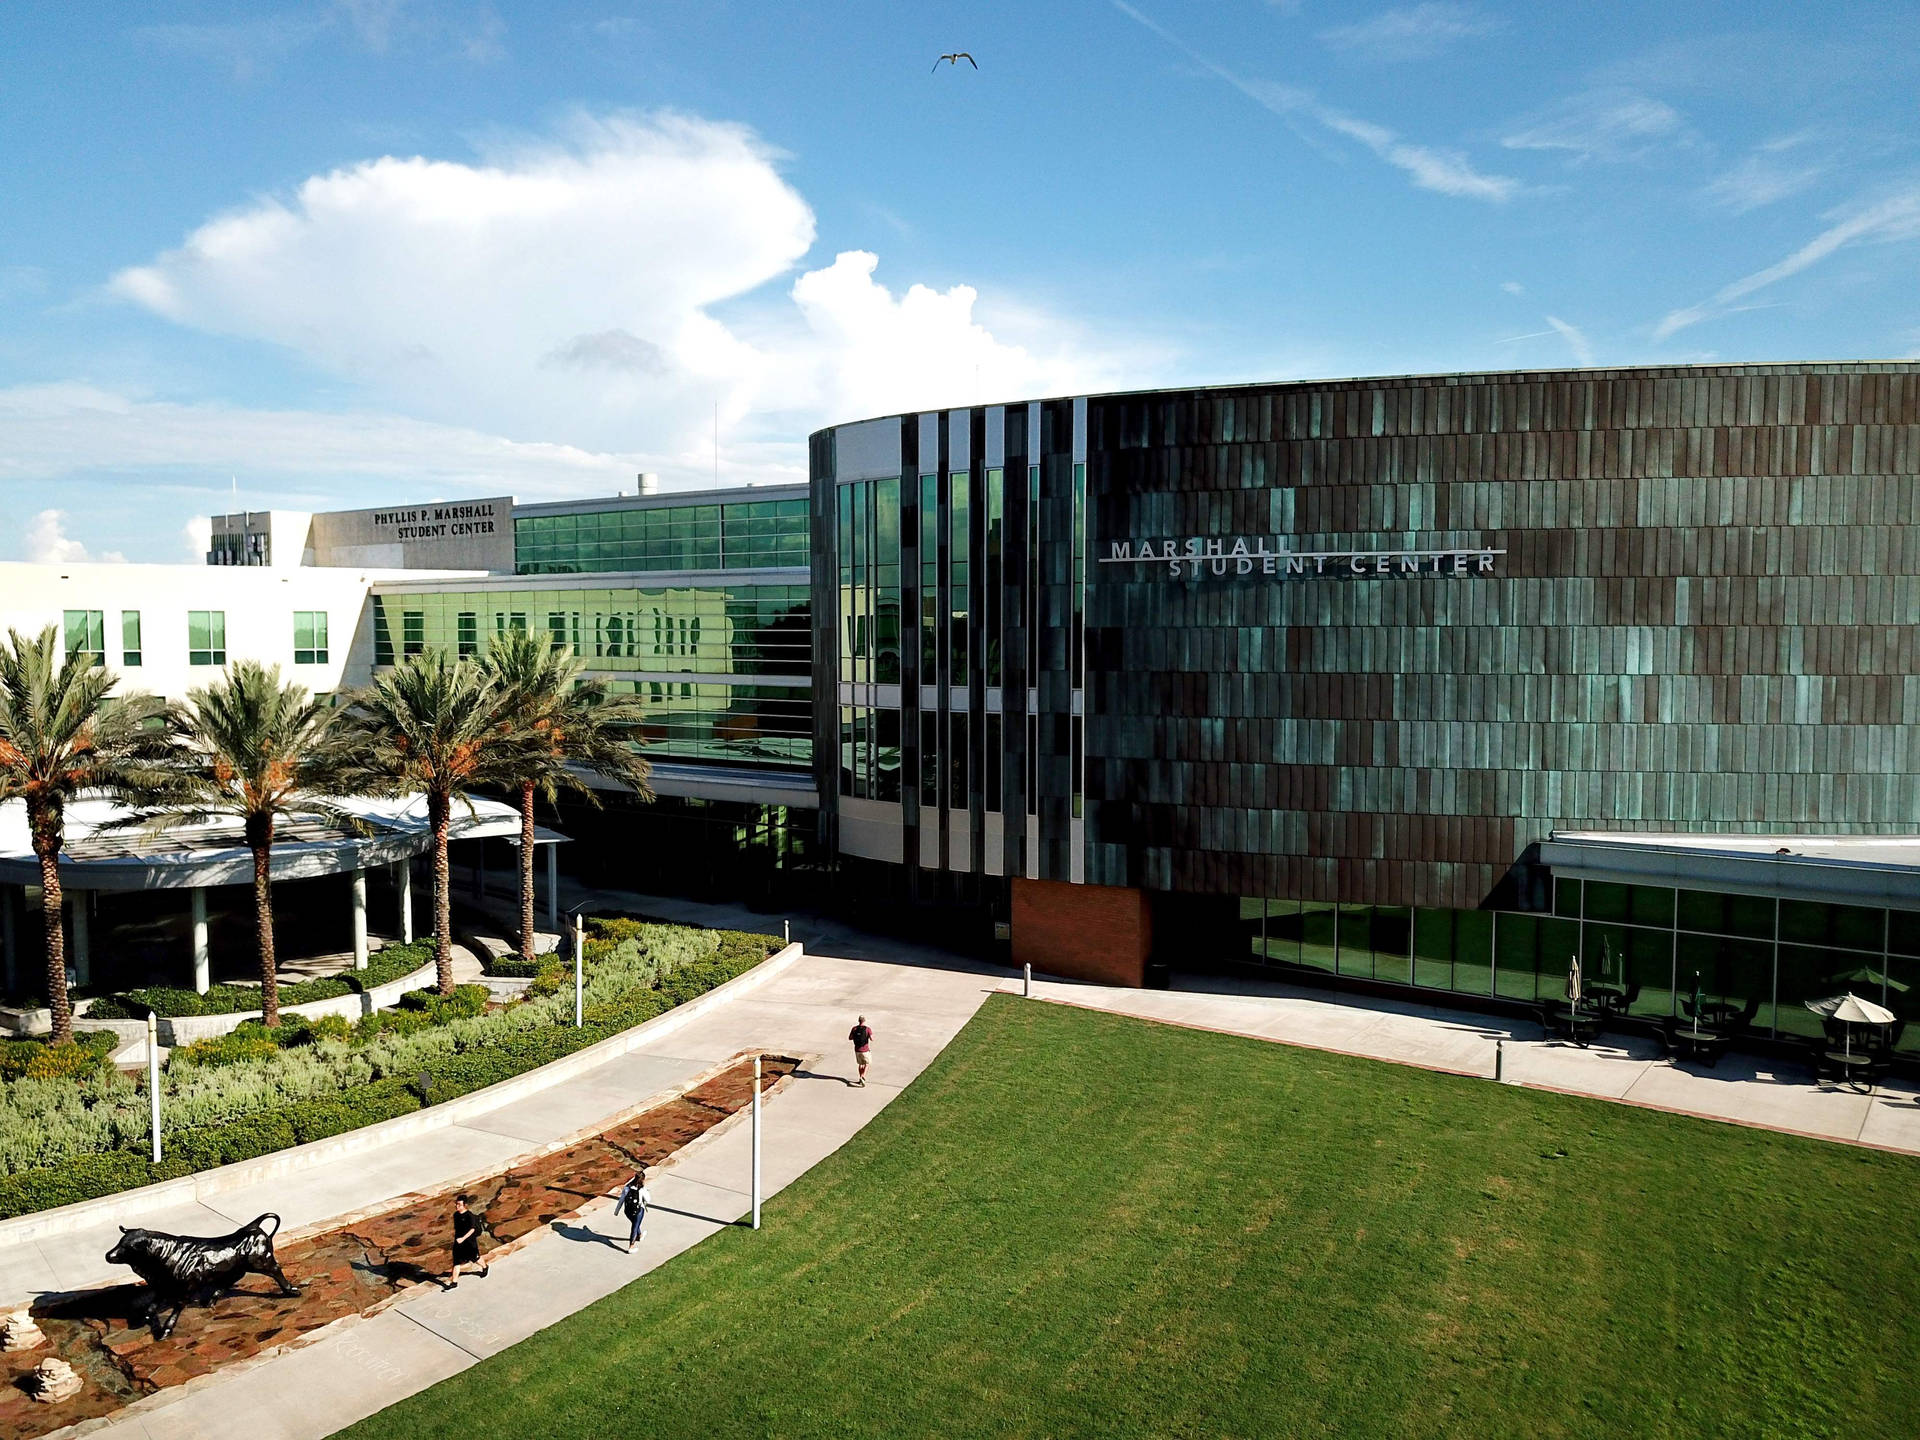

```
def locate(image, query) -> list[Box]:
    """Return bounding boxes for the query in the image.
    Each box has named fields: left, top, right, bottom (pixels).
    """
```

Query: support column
left=70, top=892, right=90, bottom=988
left=545, top=845, right=559, bottom=932
left=395, top=859, right=413, bottom=945
left=2, top=885, right=16, bottom=996
left=351, top=869, right=369, bottom=970
left=191, top=887, right=210, bottom=995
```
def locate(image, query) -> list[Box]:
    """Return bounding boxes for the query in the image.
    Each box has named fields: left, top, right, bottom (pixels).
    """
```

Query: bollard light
left=1495, top=1038, right=1505, bottom=1083
left=1023, top=962, right=1031, bottom=998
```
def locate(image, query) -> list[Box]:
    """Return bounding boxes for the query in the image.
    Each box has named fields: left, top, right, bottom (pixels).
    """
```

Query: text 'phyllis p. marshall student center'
left=812, top=361, right=1920, bottom=1051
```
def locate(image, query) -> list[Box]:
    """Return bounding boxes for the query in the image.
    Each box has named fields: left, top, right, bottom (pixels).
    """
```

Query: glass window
left=402, top=611, right=425, bottom=656
left=1681, top=933, right=1779, bottom=1035
left=1296, top=902, right=1338, bottom=975
left=293, top=610, right=328, bottom=665
left=1553, top=877, right=1582, bottom=919
left=1581, top=923, right=1676, bottom=1019
left=1454, top=909, right=1495, bottom=995
left=188, top=610, right=226, bottom=666
left=1584, top=881, right=1629, bottom=924
left=1371, top=905, right=1412, bottom=986
left=121, top=610, right=142, bottom=667
left=1629, top=885, right=1675, bottom=929
left=456, top=612, right=479, bottom=657
left=1413, top=908, right=1455, bottom=989
left=63, top=610, right=104, bottom=665
left=1260, top=900, right=1301, bottom=967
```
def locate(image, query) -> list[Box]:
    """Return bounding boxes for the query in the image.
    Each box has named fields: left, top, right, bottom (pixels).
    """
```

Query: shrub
left=81, top=996, right=136, bottom=1020
left=0, top=918, right=776, bottom=1219
left=482, top=953, right=546, bottom=978
left=0, top=1032, right=116, bottom=1082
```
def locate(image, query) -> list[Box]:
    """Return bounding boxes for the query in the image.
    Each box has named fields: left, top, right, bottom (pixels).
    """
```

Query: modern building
left=0, top=482, right=815, bottom=1005
left=809, top=361, right=1920, bottom=1052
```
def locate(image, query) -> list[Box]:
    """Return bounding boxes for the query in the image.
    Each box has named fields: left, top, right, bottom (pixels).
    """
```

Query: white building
left=0, top=559, right=485, bottom=704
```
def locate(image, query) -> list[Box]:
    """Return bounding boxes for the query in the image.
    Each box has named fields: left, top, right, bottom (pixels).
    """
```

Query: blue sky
left=3, top=0, right=1917, bottom=561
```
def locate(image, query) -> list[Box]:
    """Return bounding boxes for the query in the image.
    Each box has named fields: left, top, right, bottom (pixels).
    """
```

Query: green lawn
left=343, top=996, right=1920, bottom=1439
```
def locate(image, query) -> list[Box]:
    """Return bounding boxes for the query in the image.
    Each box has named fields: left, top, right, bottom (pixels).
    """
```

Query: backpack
left=622, top=1185, right=641, bottom=1219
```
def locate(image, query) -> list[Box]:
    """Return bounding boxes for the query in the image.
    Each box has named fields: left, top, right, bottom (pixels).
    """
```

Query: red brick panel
left=1012, top=877, right=1151, bottom=988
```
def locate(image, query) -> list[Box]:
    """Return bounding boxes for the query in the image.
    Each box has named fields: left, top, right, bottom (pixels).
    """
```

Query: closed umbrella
left=1568, top=953, right=1583, bottom=1011
left=1806, top=992, right=1897, bottom=1060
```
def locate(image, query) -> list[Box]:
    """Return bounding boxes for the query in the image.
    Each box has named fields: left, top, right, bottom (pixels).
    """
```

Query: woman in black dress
left=448, top=1193, right=488, bottom=1285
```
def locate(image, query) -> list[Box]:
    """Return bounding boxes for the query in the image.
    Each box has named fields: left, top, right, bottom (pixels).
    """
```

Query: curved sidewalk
left=4, top=929, right=1002, bottom=1440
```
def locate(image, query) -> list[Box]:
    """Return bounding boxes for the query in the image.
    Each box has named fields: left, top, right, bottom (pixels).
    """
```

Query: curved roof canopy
left=0, top=794, right=554, bottom=891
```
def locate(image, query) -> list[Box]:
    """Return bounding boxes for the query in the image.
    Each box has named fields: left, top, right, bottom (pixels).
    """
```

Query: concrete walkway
left=1007, top=969, right=1920, bottom=1154
left=1, top=911, right=1002, bottom=1440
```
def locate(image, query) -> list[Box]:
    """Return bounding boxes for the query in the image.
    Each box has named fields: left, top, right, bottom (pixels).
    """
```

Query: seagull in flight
left=933, top=52, right=978, bottom=71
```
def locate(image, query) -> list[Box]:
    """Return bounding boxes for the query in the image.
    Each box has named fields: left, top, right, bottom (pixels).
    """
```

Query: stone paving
left=0, top=1055, right=796, bottom=1440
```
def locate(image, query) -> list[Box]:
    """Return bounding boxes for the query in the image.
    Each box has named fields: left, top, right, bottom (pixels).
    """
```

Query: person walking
left=613, top=1170, right=652, bottom=1253
left=448, top=1194, right=488, bottom=1285
left=849, top=1015, right=873, bottom=1086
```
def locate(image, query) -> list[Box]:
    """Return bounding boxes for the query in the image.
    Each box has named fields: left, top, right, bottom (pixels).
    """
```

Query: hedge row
left=0, top=928, right=780, bottom=1221
left=86, top=941, right=440, bottom=1020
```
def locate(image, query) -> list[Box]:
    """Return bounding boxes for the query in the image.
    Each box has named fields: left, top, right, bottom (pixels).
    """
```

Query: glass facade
left=1243, top=884, right=1920, bottom=1054
left=121, top=610, right=141, bottom=667
left=371, top=583, right=811, bottom=768
left=514, top=497, right=808, bottom=575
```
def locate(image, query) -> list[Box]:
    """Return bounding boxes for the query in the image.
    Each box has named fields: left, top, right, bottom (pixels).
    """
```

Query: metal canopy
left=0, top=793, right=544, bottom=892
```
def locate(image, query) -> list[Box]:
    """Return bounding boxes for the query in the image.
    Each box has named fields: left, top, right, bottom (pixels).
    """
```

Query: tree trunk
left=250, top=815, right=279, bottom=1027
left=431, top=789, right=453, bottom=997
left=34, top=821, right=71, bottom=1047
left=518, top=780, right=537, bottom=963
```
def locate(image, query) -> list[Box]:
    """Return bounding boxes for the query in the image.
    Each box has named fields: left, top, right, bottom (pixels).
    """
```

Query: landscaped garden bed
left=0, top=919, right=783, bottom=1222
left=0, top=1051, right=799, bottom=1440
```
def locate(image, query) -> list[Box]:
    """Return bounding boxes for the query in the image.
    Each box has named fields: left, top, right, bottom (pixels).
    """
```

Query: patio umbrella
left=1828, top=964, right=1910, bottom=995
left=1805, top=992, right=1897, bottom=1059
left=1567, top=953, right=1582, bottom=1010
left=1690, top=971, right=1703, bottom=1026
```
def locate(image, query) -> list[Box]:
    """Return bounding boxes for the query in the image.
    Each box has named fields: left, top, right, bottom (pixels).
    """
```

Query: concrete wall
left=305, top=497, right=515, bottom=573
left=1012, top=877, right=1150, bottom=987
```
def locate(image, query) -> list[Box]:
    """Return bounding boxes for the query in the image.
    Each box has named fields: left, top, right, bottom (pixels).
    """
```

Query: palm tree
left=117, top=663, right=356, bottom=1027
left=0, top=627, right=169, bottom=1044
left=482, top=629, right=653, bottom=962
left=327, top=652, right=511, bottom=996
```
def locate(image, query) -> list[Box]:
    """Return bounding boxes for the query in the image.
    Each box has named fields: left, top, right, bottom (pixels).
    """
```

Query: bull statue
left=104, top=1213, right=299, bottom=1339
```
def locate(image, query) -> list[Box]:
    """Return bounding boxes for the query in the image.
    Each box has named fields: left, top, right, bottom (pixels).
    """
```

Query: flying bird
left=932, top=52, right=977, bottom=71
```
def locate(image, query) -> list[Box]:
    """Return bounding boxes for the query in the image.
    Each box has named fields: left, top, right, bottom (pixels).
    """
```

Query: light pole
left=751, top=1054, right=762, bottom=1230
left=146, top=1011, right=162, bottom=1163
left=573, top=912, right=586, bottom=1028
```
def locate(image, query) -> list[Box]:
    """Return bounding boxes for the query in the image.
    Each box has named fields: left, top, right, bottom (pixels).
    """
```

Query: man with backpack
left=849, top=1016, right=873, bottom=1087
left=612, top=1170, right=651, bottom=1253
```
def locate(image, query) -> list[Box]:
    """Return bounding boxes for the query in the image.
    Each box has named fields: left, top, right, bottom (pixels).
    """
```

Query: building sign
left=1101, top=538, right=1504, bottom=579
left=369, top=502, right=501, bottom=543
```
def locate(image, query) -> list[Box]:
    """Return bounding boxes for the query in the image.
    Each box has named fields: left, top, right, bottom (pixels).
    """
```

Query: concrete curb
left=0, top=941, right=804, bottom=1251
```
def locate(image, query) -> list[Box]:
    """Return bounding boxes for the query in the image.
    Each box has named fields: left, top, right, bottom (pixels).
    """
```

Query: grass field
left=342, top=996, right=1920, bottom=1439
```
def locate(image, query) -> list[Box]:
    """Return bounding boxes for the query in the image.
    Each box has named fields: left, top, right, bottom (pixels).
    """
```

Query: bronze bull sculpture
left=104, top=1212, right=299, bottom=1339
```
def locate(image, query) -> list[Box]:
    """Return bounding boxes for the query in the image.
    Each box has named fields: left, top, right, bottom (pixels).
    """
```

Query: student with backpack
left=849, top=1016, right=873, bottom=1086
left=612, top=1170, right=651, bottom=1253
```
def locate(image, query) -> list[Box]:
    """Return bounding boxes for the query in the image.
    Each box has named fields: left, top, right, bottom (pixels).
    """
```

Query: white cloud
left=1654, top=184, right=1920, bottom=340
left=1501, top=280, right=1524, bottom=295
left=1543, top=315, right=1595, bottom=366
left=0, top=382, right=715, bottom=496
left=106, top=111, right=1127, bottom=480
left=1705, top=136, right=1823, bottom=214
left=1502, top=89, right=1684, bottom=163
left=25, top=510, right=126, bottom=565
left=787, top=252, right=1131, bottom=421
left=1114, top=2, right=1519, bottom=202
left=1320, top=4, right=1499, bottom=61
left=181, top=515, right=213, bottom=564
